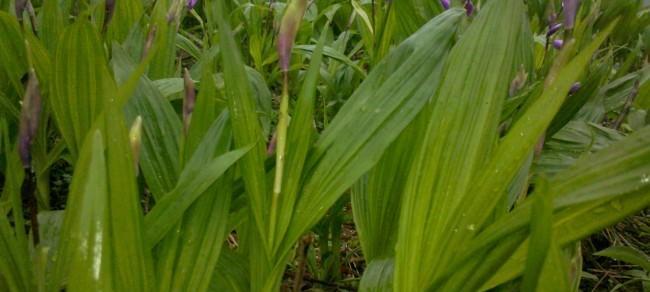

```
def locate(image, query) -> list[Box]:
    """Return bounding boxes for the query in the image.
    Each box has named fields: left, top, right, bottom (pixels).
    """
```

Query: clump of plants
left=0, top=0, right=649, bottom=291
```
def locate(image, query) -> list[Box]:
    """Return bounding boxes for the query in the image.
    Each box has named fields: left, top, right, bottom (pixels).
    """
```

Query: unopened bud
left=182, top=68, right=196, bottom=134
left=552, top=39, right=564, bottom=50
left=547, top=23, right=562, bottom=37
left=187, top=0, right=198, bottom=9
left=278, top=0, right=308, bottom=72
left=105, top=0, right=116, bottom=25
left=509, top=65, right=529, bottom=97
left=464, top=0, right=474, bottom=16
left=129, top=116, right=143, bottom=175
left=569, top=82, right=581, bottom=95
left=18, top=69, right=42, bottom=169
left=15, top=0, right=27, bottom=20
left=142, top=25, right=157, bottom=60
left=440, top=0, right=450, bottom=10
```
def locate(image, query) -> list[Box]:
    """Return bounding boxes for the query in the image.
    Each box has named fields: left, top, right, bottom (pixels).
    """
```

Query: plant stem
left=21, top=167, right=39, bottom=246
left=270, top=73, right=290, bottom=246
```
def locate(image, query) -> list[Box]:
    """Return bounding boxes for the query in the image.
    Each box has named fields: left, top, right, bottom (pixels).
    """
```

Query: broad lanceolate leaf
left=429, top=22, right=617, bottom=291
left=352, top=112, right=426, bottom=262
left=105, top=0, right=144, bottom=44
left=50, top=20, right=116, bottom=161
left=215, top=0, right=270, bottom=250
left=0, top=11, right=27, bottom=96
left=0, top=142, right=31, bottom=292
left=449, top=123, right=650, bottom=290
left=394, top=1, right=532, bottom=290
left=112, top=44, right=182, bottom=200
left=144, top=141, right=250, bottom=248
left=50, top=131, right=113, bottom=292
left=285, top=8, right=465, bottom=257
left=103, top=105, right=156, bottom=292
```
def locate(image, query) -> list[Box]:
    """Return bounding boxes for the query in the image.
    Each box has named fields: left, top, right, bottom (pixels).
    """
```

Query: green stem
left=270, top=73, right=290, bottom=246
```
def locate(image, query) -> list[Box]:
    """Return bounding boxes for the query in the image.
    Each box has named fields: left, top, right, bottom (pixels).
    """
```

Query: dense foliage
left=0, top=0, right=649, bottom=291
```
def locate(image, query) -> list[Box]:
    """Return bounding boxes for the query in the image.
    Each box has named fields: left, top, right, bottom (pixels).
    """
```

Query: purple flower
left=569, top=82, right=582, bottom=95
left=17, top=70, right=42, bottom=169
left=552, top=39, right=564, bottom=49
left=464, top=0, right=474, bottom=16
left=440, top=0, right=450, bottom=10
left=562, top=0, right=579, bottom=30
left=547, top=23, right=562, bottom=37
left=187, top=0, right=198, bottom=9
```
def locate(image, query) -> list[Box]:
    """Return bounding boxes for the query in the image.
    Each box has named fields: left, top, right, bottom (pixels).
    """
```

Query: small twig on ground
left=292, top=234, right=313, bottom=291
left=612, top=79, right=640, bottom=130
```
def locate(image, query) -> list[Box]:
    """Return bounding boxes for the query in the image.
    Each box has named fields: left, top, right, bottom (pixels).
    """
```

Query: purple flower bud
left=15, top=0, right=27, bottom=20
left=142, top=25, right=157, bottom=60
left=562, top=0, right=579, bottom=30
left=464, top=0, right=474, bottom=16
left=569, top=82, right=581, bottom=95
left=267, top=131, right=277, bottom=156
left=278, top=0, right=308, bottom=72
left=187, top=0, right=198, bottom=9
left=552, top=39, right=564, bottom=49
left=183, top=68, right=196, bottom=134
left=509, top=65, right=529, bottom=97
left=547, top=23, right=562, bottom=37
left=440, top=0, right=450, bottom=10
left=18, top=70, right=42, bottom=169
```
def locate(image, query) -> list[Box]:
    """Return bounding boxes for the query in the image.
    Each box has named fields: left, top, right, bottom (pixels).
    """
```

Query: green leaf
left=521, top=180, right=553, bottom=292
left=39, top=0, right=66, bottom=54
left=392, top=0, right=442, bottom=40
left=394, top=1, right=531, bottom=290
left=210, top=249, right=249, bottom=292
left=106, top=0, right=144, bottom=44
left=0, top=11, right=27, bottom=96
left=215, top=0, right=270, bottom=249
left=50, top=19, right=116, bottom=161
left=358, top=258, right=394, bottom=292
left=432, top=22, right=618, bottom=291
left=102, top=105, right=155, bottom=292
left=286, top=9, right=464, bottom=257
left=293, top=44, right=367, bottom=77
left=352, top=112, right=426, bottom=262
left=51, top=131, right=113, bottom=291
left=112, top=44, right=182, bottom=200
left=144, top=143, right=251, bottom=248
left=0, top=123, right=31, bottom=292
left=147, top=0, right=178, bottom=79
left=473, top=125, right=650, bottom=290
left=595, top=246, right=650, bottom=272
